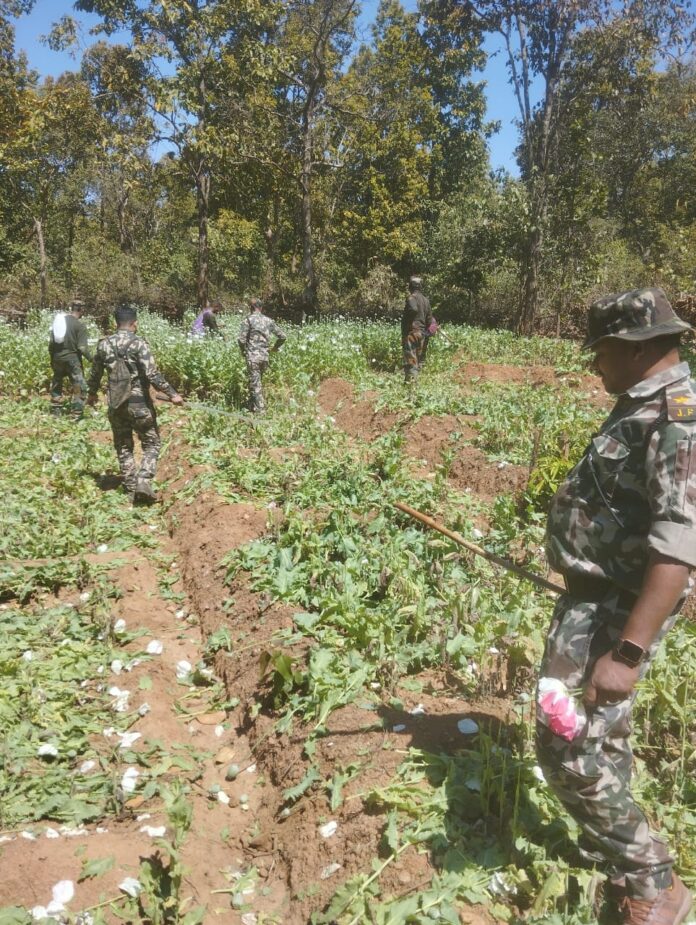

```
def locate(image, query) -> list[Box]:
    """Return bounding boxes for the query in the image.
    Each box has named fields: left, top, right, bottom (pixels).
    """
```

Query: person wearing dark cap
left=237, top=298, right=285, bottom=413
left=48, top=299, right=93, bottom=418
left=540, top=288, right=694, bottom=924
left=401, top=276, right=434, bottom=384
left=86, top=305, right=182, bottom=504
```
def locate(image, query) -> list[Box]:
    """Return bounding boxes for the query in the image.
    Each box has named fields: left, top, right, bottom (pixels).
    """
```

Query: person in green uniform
left=87, top=305, right=183, bottom=504
left=401, top=276, right=434, bottom=384
left=541, top=288, right=695, bottom=925
left=49, top=299, right=92, bottom=418
left=237, top=298, right=286, bottom=413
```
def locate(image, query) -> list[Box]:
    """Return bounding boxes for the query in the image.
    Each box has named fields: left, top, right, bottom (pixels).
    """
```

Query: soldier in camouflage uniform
left=237, top=298, right=286, bottom=413
left=541, top=288, right=695, bottom=924
left=401, top=276, right=434, bottom=384
left=49, top=299, right=92, bottom=418
left=87, top=305, right=182, bottom=503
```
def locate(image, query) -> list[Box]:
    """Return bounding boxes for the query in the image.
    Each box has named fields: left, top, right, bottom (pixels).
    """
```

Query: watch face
left=618, top=639, right=644, bottom=663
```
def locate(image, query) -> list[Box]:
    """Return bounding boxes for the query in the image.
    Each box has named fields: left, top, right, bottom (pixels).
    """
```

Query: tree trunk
left=300, top=96, right=318, bottom=321
left=34, top=217, right=47, bottom=308
left=517, top=225, right=541, bottom=335
left=67, top=212, right=75, bottom=287
left=117, top=186, right=130, bottom=252
left=196, top=168, right=210, bottom=309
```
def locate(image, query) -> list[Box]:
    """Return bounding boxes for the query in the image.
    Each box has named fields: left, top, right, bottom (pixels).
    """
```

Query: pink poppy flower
left=537, top=677, right=585, bottom=741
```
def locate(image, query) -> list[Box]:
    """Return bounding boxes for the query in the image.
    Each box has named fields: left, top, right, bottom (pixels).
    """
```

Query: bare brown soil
left=318, top=378, right=528, bottom=501
left=0, top=550, right=245, bottom=919
left=448, top=446, right=529, bottom=500
left=456, top=361, right=610, bottom=409
left=404, top=414, right=478, bottom=470
left=2, top=395, right=524, bottom=923
left=159, top=437, right=510, bottom=924
left=318, top=377, right=400, bottom=439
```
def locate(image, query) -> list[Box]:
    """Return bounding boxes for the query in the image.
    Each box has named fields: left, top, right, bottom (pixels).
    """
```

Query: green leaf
left=78, top=855, right=115, bottom=882
left=282, top=764, right=321, bottom=804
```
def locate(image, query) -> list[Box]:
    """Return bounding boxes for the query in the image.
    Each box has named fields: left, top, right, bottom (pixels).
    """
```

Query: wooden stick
left=393, top=501, right=565, bottom=595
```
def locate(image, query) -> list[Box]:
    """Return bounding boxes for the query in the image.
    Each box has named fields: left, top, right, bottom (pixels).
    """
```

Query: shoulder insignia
left=666, top=385, right=696, bottom=422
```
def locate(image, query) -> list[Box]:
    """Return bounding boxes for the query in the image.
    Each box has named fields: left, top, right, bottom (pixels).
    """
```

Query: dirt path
left=2, top=406, right=515, bottom=924
left=0, top=485, right=272, bottom=920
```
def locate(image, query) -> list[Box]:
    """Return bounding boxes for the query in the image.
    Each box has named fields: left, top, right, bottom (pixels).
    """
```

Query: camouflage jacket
left=238, top=312, right=285, bottom=362
left=547, top=361, right=696, bottom=591
left=87, top=330, right=177, bottom=404
left=401, top=292, right=433, bottom=338
left=49, top=315, right=93, bottom=362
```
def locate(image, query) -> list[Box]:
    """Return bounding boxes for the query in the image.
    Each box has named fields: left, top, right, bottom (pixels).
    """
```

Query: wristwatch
left=613, top=638, right=647, bottom=668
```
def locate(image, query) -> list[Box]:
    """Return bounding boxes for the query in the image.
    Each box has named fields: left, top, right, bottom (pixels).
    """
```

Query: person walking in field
left=541, top=288, right=695, bottom=924
left=49, top=299, right=93, bottom=419
left=191, top=300, right=223, bottom=337
left=401, top=276, right=434, bottom=384
left=87, top=305, right=183, bottom=504
left=237, top=298, right=286, bottom=413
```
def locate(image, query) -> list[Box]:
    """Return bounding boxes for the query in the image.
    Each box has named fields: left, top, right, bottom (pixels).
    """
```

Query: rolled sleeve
left=648, top=521, right=696, bottom=566
left=647, top=423, right=696, bottom=567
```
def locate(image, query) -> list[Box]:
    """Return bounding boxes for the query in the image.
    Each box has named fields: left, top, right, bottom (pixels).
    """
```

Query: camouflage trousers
left=536, top=588, right=679, bottom=900
left=50, top=355, right=87, bottom=416
left=246, top=358, right=268, bottom=413
left=403, top=332, right=426, bottom=382
left=108, top=401, right=161, bottom=492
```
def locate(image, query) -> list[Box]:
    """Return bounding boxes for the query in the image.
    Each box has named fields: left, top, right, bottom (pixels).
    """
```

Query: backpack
left=52, top=313, right=67, bottom=344
left=106, top=337, right=135, bottom=410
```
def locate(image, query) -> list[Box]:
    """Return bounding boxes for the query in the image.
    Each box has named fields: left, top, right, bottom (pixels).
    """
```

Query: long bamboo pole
left=394, top=501, right=565, bottom=595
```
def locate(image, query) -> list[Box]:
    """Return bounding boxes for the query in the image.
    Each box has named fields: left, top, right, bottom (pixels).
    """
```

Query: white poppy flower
left=37, top=744, right=59, bottom=758
left=119, top=877, right=143, bottom=898
left=51, top=881, right=74, bottom=907
left=117, top=731, right=141, bottom=750
left=121, top=767, right=139, bottom=793
left=176, top=660, right=192, bottom=679
left=140, top=825, right=166, bottom=837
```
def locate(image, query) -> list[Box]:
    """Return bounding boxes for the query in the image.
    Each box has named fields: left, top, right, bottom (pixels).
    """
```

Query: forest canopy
left=1, top=0, right=695, bottom=333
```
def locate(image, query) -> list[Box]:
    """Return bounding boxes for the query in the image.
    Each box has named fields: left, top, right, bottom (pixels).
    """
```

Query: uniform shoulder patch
left=666, top=384, right=696, bottom=423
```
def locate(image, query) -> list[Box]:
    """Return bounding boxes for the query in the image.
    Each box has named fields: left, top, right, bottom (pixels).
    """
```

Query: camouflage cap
left=70, top=298, right=85, bottom=309
left=583, top=287, right=691, bottom=349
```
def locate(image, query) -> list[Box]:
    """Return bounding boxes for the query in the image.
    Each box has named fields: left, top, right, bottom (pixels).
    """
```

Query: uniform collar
left=625, top=361, right=691, bottom=399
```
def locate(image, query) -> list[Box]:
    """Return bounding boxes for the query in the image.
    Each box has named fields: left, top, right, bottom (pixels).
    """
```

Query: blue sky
left=12, top=0, right=522, bottom=173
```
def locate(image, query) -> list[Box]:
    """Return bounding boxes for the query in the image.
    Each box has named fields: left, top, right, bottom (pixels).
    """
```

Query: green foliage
left=0, top=308, right=693, bottom=925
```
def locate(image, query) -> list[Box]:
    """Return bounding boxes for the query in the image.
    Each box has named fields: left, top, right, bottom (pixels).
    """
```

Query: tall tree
left=0, top=10, right=36, bottom=280
left=277, top=0, right=360, bottom=316
left=466, top=0, right=694, bottom=332
left=3, top=72, right=98, bottom=304
left=74, top=0, right=279, bottom=308
left=338, top=0, right=486, bottom=278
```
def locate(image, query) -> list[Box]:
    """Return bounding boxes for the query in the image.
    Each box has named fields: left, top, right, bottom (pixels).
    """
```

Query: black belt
left=563, top=573, right=637, bottom=607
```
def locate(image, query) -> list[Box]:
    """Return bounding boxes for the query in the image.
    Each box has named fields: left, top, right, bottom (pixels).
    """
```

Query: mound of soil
left=161, top=437, right=511, bottom=924
left=404, top=414, right=478, bottom=470
left=457, top=361, right=558, bottom=388
left=318, top=377, right=400, bottom=440
left=456, top=361, right=609, bottom=408
left=448, top=446, right=529, bottom=500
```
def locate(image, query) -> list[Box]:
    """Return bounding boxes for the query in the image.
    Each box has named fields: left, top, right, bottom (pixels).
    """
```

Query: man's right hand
left=171, top=394, right=184, bottom=406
